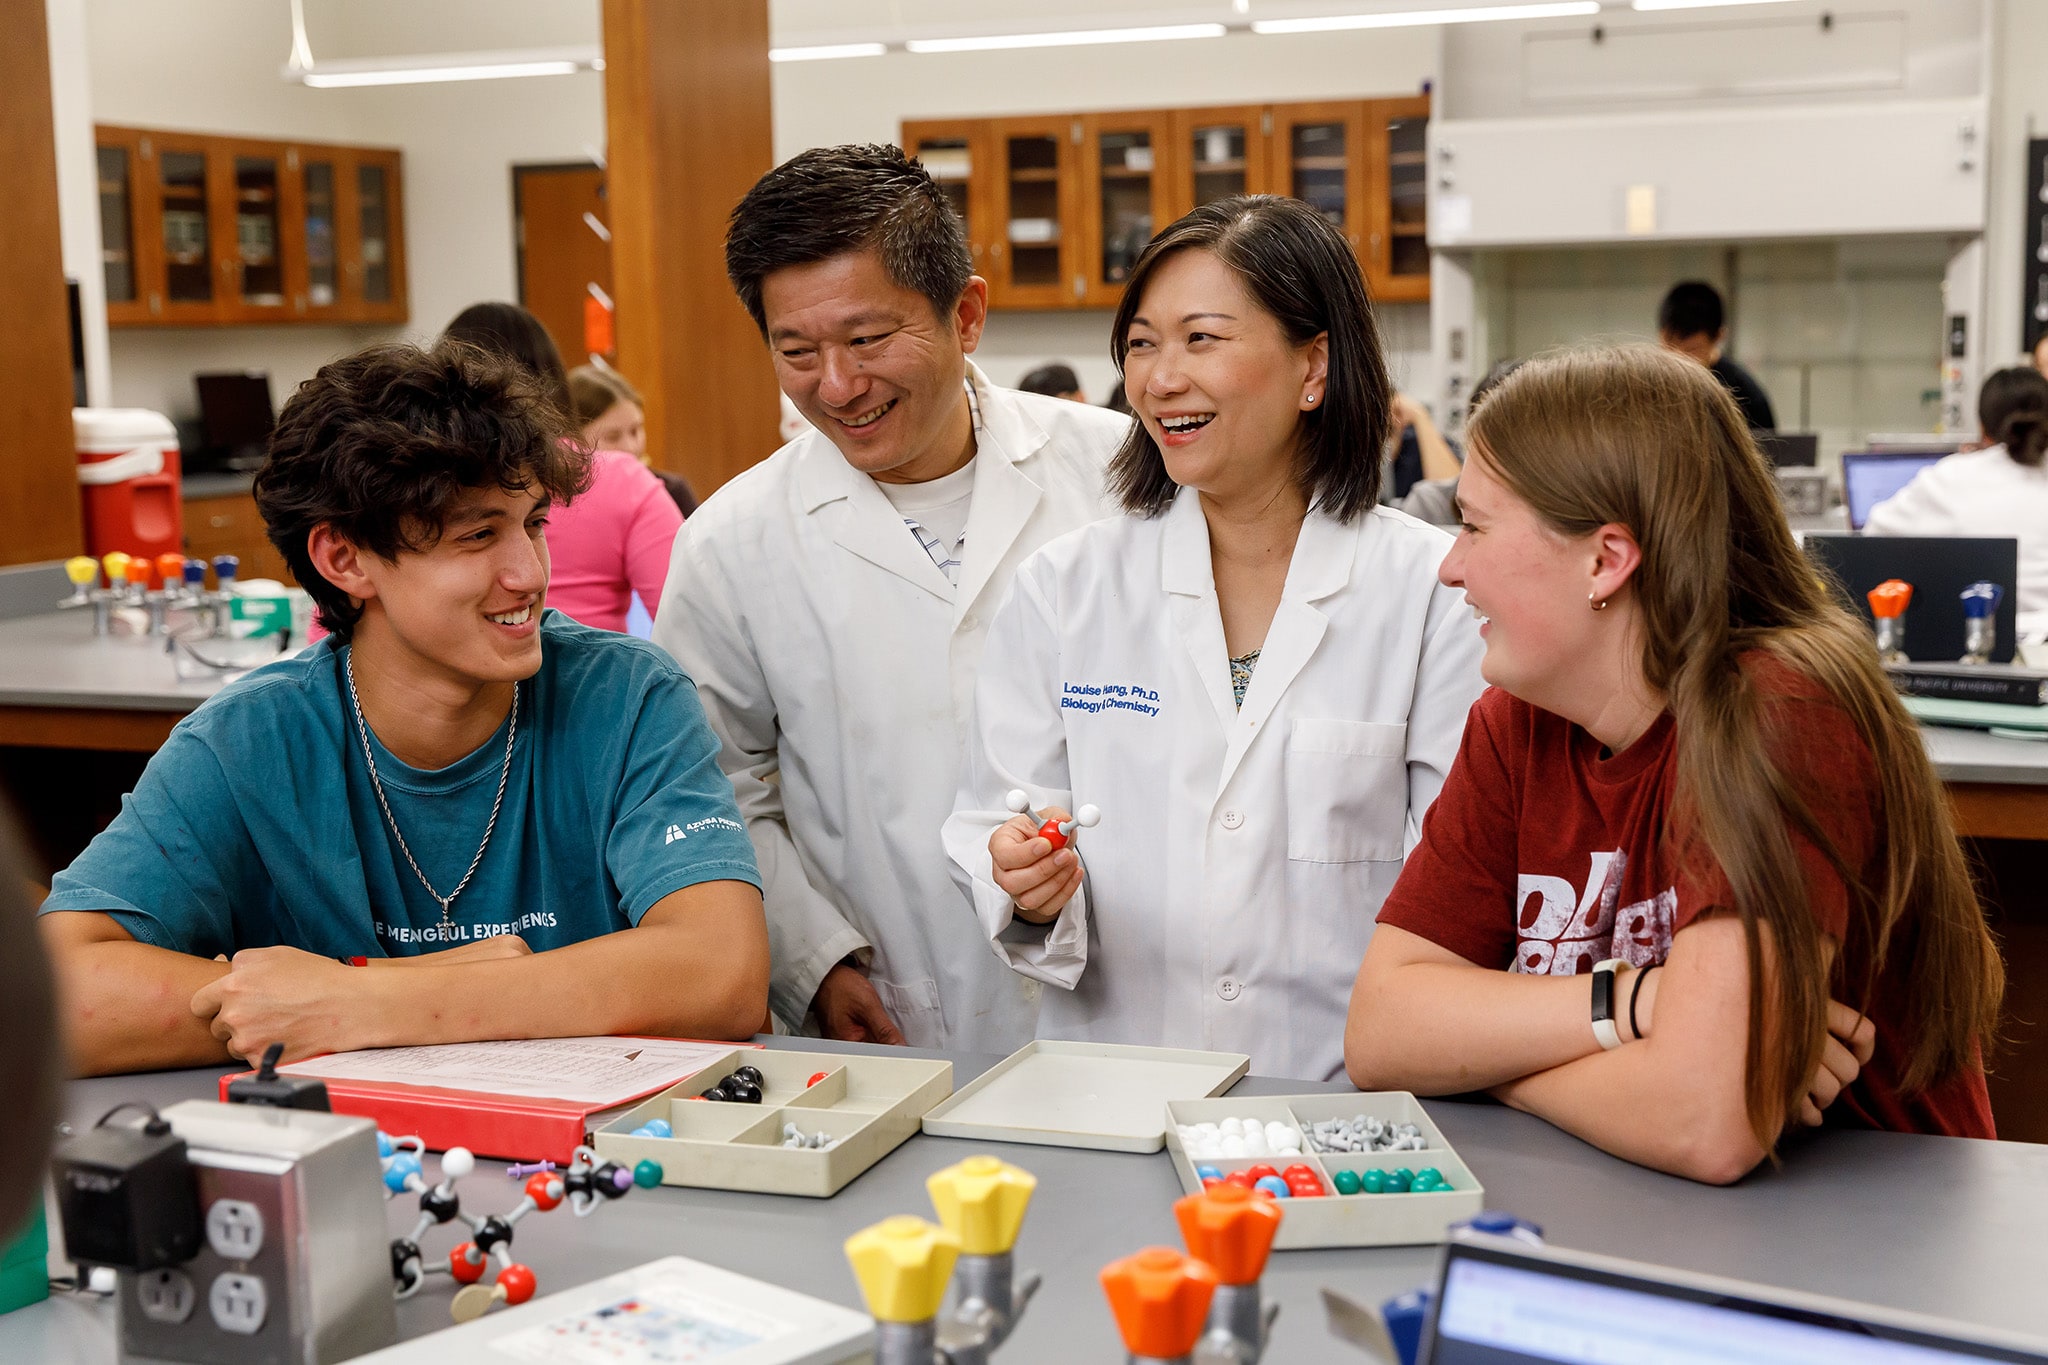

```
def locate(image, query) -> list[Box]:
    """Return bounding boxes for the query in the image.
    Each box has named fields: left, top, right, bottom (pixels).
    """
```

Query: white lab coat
left=942, top=488, right=1487, bottom=1081
left=655, top=365, right=1128, bottom=1049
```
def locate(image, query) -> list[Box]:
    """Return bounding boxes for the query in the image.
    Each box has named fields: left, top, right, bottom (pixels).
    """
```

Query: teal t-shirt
left=42, top=611, right=761, bottom=958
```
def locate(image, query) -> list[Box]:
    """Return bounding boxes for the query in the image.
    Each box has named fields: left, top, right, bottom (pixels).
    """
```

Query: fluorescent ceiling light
left=1253, top=2, right=1600, bottom=34
left=770, top=42, right=889, bottom=62
left=284, top=45, right=599, bottom=88
left=906, top=23, right=1227, bottom=54
left=1632, top=0, right=1799, bottom=8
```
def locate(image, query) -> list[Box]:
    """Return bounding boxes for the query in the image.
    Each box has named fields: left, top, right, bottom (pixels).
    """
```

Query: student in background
left=1346, top=345, right=2001, bottom=1182
left=661, top=144, right=1128, bottom=1050
left=568, top=365, right=700, bottom=517
left=1018, top=362, right=1087, bottom=404
left=0, top=815, right=57, bottom=1226
left=38, top=343, right=767, bottom=1075
left=945, top=196, right=1485, bottom=1081
left=2031, top=333, right=2048, bottom=378
left=1385, top=360, right=1523, bottom=527
left=1865, top=366, right=2048, bottom=638
left=1657, top=281, right=1777, bottom=431
left=445, top=304, right=681, bottom=633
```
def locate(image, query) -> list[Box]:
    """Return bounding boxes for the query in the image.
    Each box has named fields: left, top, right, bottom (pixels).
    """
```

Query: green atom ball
left=633, top=1159, right=664, bottom=1189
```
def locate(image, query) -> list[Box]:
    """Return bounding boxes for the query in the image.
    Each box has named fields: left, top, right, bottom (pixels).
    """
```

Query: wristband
left=337, top=956, right=367, bottom=967
left=1590, top=958, right=1626, bottom=1051
left=1628, top=962, right=1657, bottom=1042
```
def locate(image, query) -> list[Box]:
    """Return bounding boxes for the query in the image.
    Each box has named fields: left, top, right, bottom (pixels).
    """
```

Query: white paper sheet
left=279, top=1036, right=736, bottom=1107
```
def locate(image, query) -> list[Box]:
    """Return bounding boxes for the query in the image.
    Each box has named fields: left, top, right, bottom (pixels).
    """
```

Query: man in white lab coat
left=655, top=145, right=1128, bottom=1049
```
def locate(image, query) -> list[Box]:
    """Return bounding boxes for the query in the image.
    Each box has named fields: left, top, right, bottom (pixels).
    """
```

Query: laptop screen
left=1426, top=1244, right=2048, bottom=1365
left=1842, top=451, right=1944, bottom=530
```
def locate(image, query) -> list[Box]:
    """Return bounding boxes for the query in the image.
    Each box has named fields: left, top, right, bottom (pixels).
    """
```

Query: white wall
left=772, top=25, right=1442, bottom=406
left=47, top=0, right=108, bottom=406
left=1984, top=0, right=2048, bottom=367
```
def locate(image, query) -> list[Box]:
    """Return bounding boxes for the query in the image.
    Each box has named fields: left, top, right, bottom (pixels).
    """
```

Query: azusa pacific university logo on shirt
left=664, top=824, right=686, bottom=845
left=664, top=816, right=744, bottom=846
left=1512, top=850, right=1676, bottom=975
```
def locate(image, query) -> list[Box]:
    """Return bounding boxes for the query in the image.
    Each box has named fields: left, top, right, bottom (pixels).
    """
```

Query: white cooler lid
left=73, top=406, right=177, bottom=450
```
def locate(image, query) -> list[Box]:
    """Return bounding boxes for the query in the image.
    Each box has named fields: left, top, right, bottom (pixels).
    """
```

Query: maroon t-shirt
left=1377, top=664, right=1993, bottom=1139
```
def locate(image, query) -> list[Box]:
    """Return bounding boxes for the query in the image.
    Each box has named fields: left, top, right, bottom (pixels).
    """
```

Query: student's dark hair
left=1658, top=281, right=1726, bottom=341
left=1469, top=345, right=2003, bottom=1156
left=443, top=302, right=572, bottom=416
left=1467, top=358, right=1525, bottom=415
left=1978, top=365, right=2048, bottom=468
left=255, top=341, right=591, bottom=641
left=726, top=144, right=971, bottom=336
left=1019, top=362, right=1082, bottom=397
left=1108, top=195, right=1392, bottom=521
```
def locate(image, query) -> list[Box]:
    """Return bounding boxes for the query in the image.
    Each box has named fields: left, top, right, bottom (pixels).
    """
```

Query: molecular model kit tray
left=592, top=1048, right=951, bottom=1198
left=920, top=1040, right=1249, bottom=1153
left=1164, top=1092, right=1484, bottom=1249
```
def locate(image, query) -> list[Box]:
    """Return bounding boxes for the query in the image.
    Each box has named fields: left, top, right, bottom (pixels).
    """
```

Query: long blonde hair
left=1469, top=345, right=2002, bottom=1147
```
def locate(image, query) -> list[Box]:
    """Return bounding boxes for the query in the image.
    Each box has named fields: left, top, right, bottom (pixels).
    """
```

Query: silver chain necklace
left=344, top=647, right=518, bottom=930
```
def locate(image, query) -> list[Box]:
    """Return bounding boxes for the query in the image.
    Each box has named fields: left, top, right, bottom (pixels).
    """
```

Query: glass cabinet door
left=301, top=155, right=340, bottom=311
left=230, top=151, right=286, bottom=314
left=903, top=121, right=989, bottom=275
left=1368, top=95, right=1432, bottom=303
left=97, top=143, right=139, bottom=310
left=1271, top=103, right=1367, bottom=259
left=357, top=160, right=394, bottom=306
left=1082, top=112, right=1173, bottom=308
left=988, top=117, right=1077, bottom=308
left=156, top=145, right=216, bottom=313
left=1174, top=106, right=1268, bottom=212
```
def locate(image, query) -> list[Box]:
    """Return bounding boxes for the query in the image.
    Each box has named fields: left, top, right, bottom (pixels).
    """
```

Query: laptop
left=1841, top=450, right=1945, bottom=530
left=1421, top=1235, right=2048, bottom=1364
left=1804, top=533, right=2019, bottom=664
left=194, top=371, right=276, bottom=472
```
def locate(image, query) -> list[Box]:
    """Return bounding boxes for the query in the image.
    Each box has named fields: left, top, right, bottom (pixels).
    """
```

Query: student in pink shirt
left=443, top=304, right=680, bottom=632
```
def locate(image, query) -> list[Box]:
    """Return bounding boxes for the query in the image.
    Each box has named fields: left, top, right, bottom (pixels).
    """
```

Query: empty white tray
left=920, top=1040, right=1249, bottom=1153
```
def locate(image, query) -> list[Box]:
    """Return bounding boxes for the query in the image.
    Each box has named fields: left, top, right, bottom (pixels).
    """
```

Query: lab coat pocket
left=870, top=975, right=945, bottom=1041
left=1285, top=719, right=1408, bottom=864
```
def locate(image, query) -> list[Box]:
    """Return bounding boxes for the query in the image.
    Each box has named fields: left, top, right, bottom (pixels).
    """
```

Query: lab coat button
left=1220, top=809, right=1244, bottom=830
left=1217, top=978, right=1242, bottom=1001
left=961, top=613, right=979, bottom=632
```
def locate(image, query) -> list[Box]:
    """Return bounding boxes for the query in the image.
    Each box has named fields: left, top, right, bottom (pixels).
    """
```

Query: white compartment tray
left=920, top=1040, right=1248, bottom=1153
left=1166, top=1092, right=1484, bottom=1248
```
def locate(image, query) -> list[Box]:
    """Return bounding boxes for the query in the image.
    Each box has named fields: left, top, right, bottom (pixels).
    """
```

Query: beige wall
left=1985, top=0, right=2048, bottom=368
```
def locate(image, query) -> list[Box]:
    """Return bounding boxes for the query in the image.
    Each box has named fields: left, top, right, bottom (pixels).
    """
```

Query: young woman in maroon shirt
left=1345, top=345, right=2003, bottom=1184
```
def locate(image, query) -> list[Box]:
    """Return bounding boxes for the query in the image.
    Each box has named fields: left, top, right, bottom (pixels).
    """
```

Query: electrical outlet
left=206, top=1200, right=265, bottom=1260
left=208, top=1272, right=267, bottom=1334
left=136, top=1268, right=195, bottom=1324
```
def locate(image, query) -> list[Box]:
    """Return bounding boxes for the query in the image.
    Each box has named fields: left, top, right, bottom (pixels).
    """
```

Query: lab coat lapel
left=955, top=370, right=1044, bottom=626
left=1161, top=488, right=1238, bottom=741
left=794, top=433, right=953, bottom=606
left=1216, top=509, right=1356, bottom=794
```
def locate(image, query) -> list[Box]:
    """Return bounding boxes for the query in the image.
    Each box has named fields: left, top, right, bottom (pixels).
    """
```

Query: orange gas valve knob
left=1101, top=1246, right=1218, bottom=1361
left=155, top=552, right=186, bottom=587
left=1867, top=579, right=1914, bottom=619
left=1173, top=1184, right=1282, bottom=1286
left=124, top=558, right=152, bottom=588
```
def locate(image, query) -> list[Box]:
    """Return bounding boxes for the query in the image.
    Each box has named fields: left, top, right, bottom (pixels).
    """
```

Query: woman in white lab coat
left=941, top=197, right=1487, bottom=1081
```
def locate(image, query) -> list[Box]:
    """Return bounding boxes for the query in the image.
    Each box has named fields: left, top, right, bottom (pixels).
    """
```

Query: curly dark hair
left=726, top=143, right=971, bottom=335
left=254, top=341, right=591, bottom=641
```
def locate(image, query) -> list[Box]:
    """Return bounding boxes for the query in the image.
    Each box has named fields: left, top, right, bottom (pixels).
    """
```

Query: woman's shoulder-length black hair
left=1106, top=195, right=1393, bottom=521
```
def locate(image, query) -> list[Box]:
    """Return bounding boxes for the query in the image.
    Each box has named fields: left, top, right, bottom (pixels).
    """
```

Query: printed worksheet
left=278, top=1036, right=736, bottom=1107
left=492, top=1271, right=798, bottom=1363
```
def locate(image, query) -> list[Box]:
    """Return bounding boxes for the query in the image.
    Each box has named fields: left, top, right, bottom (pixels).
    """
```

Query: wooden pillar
left=602, top=0, right=781, bottom=498
left=0, top=0, right=86, bottom=566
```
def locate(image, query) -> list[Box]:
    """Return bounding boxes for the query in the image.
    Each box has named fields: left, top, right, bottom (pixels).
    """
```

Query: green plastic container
left=0, top=1201, right=48, bottom=1316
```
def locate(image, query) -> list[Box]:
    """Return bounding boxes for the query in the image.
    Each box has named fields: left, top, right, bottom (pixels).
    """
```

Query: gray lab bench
left=9, top=1037, right=2048, bottom=1362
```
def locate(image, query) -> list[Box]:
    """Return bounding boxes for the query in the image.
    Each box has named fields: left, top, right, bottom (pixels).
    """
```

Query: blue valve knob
left=1961, top=581, right=2004, bottom=619
left=212, top=554, right=239, bottom=584
left=183, top=558, right=206, bottom=586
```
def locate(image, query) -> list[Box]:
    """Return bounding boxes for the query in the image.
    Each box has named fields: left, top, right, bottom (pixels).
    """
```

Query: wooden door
left=1170, top=105, right=1270, bottom=217
left=1365, top=95, right=1432, bottom=303
left=987, top=115, right=1081, bottom=309
left=347, top=149, right=407, bottom=322
left=148, top=131, right=223, bottom=323
left=515, top=163, right=614, bottom=368
left=216, top=139, right=291, bottom=324
left=902, top=119, right=995, bottom=282
left=1079, top=111, right=1175, bottom=309
left=96, top=127, right=156, bottom=326
left=1269, top=101, right=1369, bottom=260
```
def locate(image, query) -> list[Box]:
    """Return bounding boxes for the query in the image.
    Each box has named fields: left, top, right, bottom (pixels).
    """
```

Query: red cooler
left=75, top=408, right=182, bottom=578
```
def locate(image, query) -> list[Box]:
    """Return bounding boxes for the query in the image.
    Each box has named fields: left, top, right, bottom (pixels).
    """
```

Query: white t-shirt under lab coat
left=942, top=488, right=1488, bottom=1082
left=1863, top=443, right=2048, bottom=639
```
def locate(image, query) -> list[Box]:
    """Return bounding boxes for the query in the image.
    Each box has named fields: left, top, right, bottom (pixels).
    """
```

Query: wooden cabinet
left=904, top=95, right=1431, bottom=310
left=182, top=490, right=293, bottom=585
left=95, top=125, right=407, bottom=327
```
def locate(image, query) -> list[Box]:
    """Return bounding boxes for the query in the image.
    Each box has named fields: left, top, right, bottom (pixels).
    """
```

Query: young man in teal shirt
left=39, top=342, right=769, bottom=1076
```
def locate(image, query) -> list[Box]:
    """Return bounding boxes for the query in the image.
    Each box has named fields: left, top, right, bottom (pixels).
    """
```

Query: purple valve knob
left=1961, top=582, right=2004, bottom=619
left=183, top=558, right=206, bottom=586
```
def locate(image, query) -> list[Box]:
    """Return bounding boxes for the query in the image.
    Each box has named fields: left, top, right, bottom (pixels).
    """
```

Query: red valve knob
left=1101, top=1246, right=1218, bottom=1360
left=1868, top=579, right=1913, bottom=619
left=124, top=558, right=151, bottom=586
left=1175, top=1183, right=1282, bottom=1286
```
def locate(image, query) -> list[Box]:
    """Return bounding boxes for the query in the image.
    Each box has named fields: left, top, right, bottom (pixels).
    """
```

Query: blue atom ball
left=382, top=1153, right=422, bottom=1192
left=645, top=1118, right=673, bottom=1138
left=1195, top=1165, right=1223, bottom=1182
left=376, top=1132, right=395, bottom=1158
left=1254, top=1176, right=1291, bottom=1199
